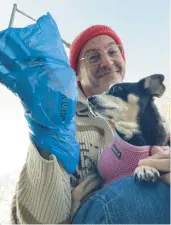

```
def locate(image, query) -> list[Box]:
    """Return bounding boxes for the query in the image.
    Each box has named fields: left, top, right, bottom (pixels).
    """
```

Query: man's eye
left=108, top=47, right=120, bottom=57
left=108, top=50, right=118, bottom=56
left=86, top=51, right=101, bottom=63
left=89, top=55, right=98, bottom=60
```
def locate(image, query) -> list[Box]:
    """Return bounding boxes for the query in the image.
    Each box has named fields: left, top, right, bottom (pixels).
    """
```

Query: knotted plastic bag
left=0, top=13, right=80, bottom=173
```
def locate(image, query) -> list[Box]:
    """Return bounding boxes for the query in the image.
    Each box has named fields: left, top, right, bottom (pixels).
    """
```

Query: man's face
left=77, top=35, right=125, bottom=97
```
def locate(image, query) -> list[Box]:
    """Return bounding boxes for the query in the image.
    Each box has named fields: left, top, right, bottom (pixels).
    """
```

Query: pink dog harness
left=98, top=131, right=150, bottom=185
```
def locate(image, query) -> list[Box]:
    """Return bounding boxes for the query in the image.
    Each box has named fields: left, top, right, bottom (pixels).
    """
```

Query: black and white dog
left=71, top=74, right=169, bottom=219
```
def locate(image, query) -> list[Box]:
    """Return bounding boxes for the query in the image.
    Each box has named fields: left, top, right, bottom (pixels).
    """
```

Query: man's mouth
left=98, top=71, right=120, bottom=78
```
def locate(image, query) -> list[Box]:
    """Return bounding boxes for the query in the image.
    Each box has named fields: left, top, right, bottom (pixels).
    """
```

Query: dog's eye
left=109, top=86, right=123, bottom=94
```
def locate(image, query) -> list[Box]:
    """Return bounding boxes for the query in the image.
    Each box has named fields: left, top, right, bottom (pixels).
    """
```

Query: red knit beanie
left=69, top=25, right=125, bottom=72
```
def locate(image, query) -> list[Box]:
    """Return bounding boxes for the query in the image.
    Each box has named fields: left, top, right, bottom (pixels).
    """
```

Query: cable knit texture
left=10, top=86, right=114, bottom=224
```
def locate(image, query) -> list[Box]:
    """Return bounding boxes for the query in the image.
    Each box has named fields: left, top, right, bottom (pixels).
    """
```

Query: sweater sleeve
left=10, top=141, right=72, bottom=224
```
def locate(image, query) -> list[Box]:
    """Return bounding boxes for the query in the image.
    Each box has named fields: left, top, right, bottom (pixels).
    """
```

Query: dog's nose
left=88, top=96, right=96, bottom=103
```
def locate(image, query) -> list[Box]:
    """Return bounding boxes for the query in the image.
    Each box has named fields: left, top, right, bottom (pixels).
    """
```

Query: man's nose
left=100, top=53, right=113, bottom=68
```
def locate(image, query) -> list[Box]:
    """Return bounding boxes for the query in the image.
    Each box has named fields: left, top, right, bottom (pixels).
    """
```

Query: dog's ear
left=139, top=74, right=166, bottom=98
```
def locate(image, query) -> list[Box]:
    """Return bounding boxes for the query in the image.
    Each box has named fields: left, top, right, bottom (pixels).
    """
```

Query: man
left=10, top=22, right=170, bottom=224
left=70, top=25, right=125, bottom=97
left=69, top=25, right=170, bottom=224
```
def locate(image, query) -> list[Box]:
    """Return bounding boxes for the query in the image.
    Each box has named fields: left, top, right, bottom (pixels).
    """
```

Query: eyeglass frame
left=79, top=44, right=123, bottom=65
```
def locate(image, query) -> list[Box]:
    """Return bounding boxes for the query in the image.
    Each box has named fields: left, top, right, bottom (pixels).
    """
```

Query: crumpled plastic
left=0, top=13, right=80, bottom=173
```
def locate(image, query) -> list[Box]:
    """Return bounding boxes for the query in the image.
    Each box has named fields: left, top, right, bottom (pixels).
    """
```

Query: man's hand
left=138, top=146, right=170, bottom=185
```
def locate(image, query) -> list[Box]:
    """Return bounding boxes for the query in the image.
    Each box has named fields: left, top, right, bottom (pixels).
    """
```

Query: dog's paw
left=134, top=166, right=160, bottom=182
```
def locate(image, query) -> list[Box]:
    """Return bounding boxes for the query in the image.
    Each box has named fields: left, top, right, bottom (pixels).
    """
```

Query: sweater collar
left=78, top=86, right=89, bottom=106
left=76, top=86, right=90, bottom=117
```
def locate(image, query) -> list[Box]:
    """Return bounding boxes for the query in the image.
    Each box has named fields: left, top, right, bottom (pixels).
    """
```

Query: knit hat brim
left=69, top=25, right=125, bottom=72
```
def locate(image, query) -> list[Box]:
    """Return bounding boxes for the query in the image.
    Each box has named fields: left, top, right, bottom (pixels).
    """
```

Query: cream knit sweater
left=10, top=87, right=114, bottom=224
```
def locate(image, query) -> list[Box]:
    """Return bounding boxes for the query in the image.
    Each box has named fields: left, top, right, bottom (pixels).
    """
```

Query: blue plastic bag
left=0, top=13, right=80, bottom=173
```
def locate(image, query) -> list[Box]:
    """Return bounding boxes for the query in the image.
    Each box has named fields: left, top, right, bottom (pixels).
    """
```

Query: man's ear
left=139, top=74, right=166, bottom=98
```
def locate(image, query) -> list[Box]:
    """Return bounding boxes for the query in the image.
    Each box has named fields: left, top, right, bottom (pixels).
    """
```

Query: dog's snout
left=88, top=96, right=96, bottom=103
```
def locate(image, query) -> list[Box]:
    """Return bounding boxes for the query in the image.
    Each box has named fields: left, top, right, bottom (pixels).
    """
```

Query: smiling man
left=8, top=21, right=170, bottom=224
left=72, top=29, right=126, bottom=97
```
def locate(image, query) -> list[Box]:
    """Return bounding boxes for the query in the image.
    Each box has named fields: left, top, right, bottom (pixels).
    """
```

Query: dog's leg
left=134, top=166, right=160, bottom=182
left=71, top=172, right=103, bottom=220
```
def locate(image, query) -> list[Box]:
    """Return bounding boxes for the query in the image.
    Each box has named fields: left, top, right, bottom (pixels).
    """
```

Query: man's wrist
left=38, top=149, right=51, bottom=160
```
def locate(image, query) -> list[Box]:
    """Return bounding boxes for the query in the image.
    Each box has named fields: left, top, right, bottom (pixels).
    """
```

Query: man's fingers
left=152, top=151, right=170, bottom=159
left=151, top=146, right=169, bottom=155
left=138, top=158, right=170, bottom=172
left=161, top=173, right=170, bottom=185
left=142, top=150, right=170, bottom=160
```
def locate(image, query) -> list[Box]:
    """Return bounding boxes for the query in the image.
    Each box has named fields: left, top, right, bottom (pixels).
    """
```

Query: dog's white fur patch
left=127, top=94, right=139, bottom=104
left=90, top=94, right=140, bottom=139
left=134, top=166, right=160, bottom=182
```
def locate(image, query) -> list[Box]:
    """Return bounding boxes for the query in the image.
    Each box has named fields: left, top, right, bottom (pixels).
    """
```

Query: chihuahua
left=71, top=74, right=169, bottom=219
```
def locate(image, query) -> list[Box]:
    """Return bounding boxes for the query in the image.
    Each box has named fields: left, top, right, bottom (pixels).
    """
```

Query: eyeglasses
left=80, top=45, right=123, bottom=65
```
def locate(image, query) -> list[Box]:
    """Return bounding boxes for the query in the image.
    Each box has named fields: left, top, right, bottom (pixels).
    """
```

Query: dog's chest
left=98, top=132, right=150, bottom=185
